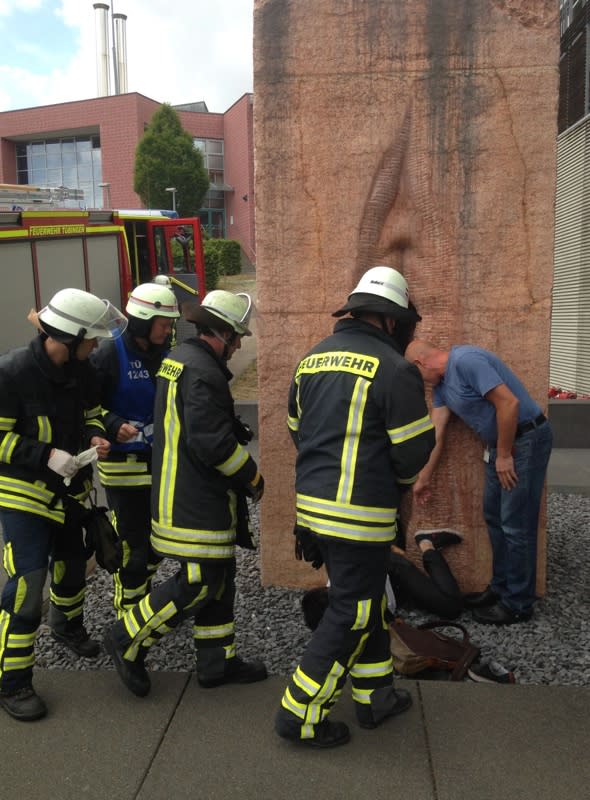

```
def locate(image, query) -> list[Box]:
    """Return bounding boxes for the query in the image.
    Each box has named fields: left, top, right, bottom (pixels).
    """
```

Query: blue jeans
left=483, top=421, right=553, bottom=613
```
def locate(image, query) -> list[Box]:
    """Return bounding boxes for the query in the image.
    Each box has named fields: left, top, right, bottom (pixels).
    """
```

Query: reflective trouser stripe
left=281, top=660, right=346, bottom=739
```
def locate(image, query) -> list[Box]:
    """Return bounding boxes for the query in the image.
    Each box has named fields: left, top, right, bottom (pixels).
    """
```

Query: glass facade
left=16, top=135, right=103, bottom=208
left=193, top=138, right=226, bottom=237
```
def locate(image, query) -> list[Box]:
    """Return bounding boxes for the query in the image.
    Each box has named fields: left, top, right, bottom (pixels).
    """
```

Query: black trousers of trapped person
left=388, top=550, right=463, bottom=619
left=106, top=486, right=162, bottom=618
left=277, top=536, right=396, bottom=740
left=109, top=557, right=237, bottom=679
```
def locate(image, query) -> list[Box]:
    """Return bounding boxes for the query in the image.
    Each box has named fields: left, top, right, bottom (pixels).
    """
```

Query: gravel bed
left=35, top=492, right=590, bottom=686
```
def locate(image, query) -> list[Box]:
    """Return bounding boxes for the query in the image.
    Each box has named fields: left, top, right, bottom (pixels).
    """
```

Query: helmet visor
left=91, top=300, right=128, bottom=339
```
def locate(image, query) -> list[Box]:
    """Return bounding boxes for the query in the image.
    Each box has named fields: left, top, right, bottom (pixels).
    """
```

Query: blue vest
left=110, top=336, right=156, bottom=453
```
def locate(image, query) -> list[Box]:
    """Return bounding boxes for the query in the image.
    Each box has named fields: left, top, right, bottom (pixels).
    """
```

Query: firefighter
left=0, top=288, right=127, bottom=721
left=275, top=266, right=436, bottom=748
left=104, top=289, right=267, bottom=697
left=91, top=278, right=180, bottom=619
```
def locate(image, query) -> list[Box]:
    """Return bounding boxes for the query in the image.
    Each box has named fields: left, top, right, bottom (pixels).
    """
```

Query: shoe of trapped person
left=197, top=656, right=268, bottom=688
left=0, top=686, right=48, bottom=722
left=51, top=621, right=100, bottom=658
left=472, top=602, right=533, bottom=625
left=462, top=585, right=499, bottom=609
left=414, top=529, right=464, bottom=549
left=468, top=660, right=516, bottom=685
left=275, top=715, right=351, bottom=748
left=104, top=627, right=151, bottom=697
left=356, top=686, right=413, bottom=730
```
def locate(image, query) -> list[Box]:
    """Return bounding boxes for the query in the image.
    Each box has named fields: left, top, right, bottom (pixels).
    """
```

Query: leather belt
left=515, top=413, right=546, bottom=438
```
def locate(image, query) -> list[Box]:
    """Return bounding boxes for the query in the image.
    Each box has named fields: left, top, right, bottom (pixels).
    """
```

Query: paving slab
left=138, top=675, right=435, bottom=800
left=0, top=669, right=189, bottom=800
left=420, top=681, right=590, bottom=800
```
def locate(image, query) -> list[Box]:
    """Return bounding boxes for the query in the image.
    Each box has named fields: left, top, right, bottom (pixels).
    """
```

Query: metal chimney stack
left=93, top=3, right=111, bottom=97
left=113, top=13, right=128, bottom=94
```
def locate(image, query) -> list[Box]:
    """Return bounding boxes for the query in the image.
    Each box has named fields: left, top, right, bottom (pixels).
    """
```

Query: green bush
left=219, top=240, right=241, bottom=276
left=203, top=240, right=220, bottom=291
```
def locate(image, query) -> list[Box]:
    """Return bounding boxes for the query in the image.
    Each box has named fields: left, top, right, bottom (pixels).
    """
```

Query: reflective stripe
left=287, top=415, right=299, bottom=432
left=297, top=493, right=396, bottom=524
left=159, top=382, right=180, bottom=525
left=388, top=414, right=434, bottom=445
left=0, top=417, right=16, bottom=431
left=351, top=599, right=371, bottom=631
left=2, top=542, right=15, bottom=577
left=7, top=631, right=36, bottom=648
left=193, top=621, right=234, bottom=640
left=337, top=377, right=369, bottom=504
left=296, top=509, right=396, bottom=544
left=0, top=494, right=64, bottom=523
left=98, top=461, right=149, bottom=473
left=347, top=631, right=370, bottom=668
left=0, top=476, right=57, bottom=504
left=50, top=587, right=85, bottom=608
left=36, top=416, right=52, bottom=444
left=4, top=654, right=35, bottom=670
left=293, top=666, right=320, bottom=696
left=151, top=536, right=235, bottom=560
left=84, top=405, right=102, bottom=419
left=350, top=658, right=393, bottom=679
left=281, top=687, right=306, bottom=719
left=215, top=443, right=249, bottom=477
left=186, top=563, right=202, bottom=584
left=0, top=432, right=20, bottom=463
left=397, top=474, right=418, bottom=485
left=97, top=474, right=151, bottom=487
left=151, top=520, right=234, bottom=545
left=351, top=687, right=372, bottom=704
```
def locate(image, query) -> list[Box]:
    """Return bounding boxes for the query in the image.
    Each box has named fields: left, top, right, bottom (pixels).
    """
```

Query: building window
left=15, top=135, right=103, bottom=208
left=193, top=138, right=226, bottom=237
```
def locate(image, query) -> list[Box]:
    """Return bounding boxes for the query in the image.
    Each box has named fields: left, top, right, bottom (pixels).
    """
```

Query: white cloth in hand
left=47, top=449, right=77, bottom=479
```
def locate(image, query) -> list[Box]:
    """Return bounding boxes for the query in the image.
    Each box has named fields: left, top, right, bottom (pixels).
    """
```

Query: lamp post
left=165, top=187, right=177, bottom=213
left=98, top=182, right=111, bottom=209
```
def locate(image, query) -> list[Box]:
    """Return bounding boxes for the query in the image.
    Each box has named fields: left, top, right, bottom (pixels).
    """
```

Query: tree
left=134, top=103, right=209, bottom=216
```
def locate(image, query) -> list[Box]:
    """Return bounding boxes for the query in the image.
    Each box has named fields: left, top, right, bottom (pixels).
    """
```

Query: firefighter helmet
left=38, top=288, right=127, bottom=340
left=332, top=266, right=420, bottom=322
left=183, top=290, right=252, bottom=336
left=126, top=281, right=180, bottom=320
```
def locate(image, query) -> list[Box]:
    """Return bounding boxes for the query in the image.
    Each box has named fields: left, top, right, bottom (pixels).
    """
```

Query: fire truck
left=0, top=186, right=206, bottom=352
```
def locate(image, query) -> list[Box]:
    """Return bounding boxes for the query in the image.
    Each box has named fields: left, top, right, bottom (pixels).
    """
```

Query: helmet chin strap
left=211, top=329, right=234, bottom=361
left=66, top=328, right=87, bottom=361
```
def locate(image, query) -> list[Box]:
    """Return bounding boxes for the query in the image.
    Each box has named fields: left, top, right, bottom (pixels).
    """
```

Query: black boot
left=356, top=686, right=413, bottom=729
left=197, top=656, right=268, bottom=688
left=104, top=627, right=151, bottom=697
left=0, top=686, right=47, bottom=722
left=51, top=622, right=100, bottom=658
left=275, top=716, right=351, bottom=748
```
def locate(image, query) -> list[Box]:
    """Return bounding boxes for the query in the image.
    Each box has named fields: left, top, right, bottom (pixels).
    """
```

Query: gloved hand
left=48, top=449, right=78, bottom=479
left=65, top=446, right=99, bottom=487
left=294, top=525, right=324, bottom=570
left=233, top=416, right=254, bottom=445
left=245, top=472, right=265, bottom=503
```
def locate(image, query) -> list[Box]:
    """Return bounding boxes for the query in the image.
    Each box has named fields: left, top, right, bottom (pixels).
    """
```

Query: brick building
left=0, top=91, right=255, bottom=265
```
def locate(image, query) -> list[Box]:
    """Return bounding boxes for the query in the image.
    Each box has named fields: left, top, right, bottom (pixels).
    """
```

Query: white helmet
left=333, top=266, right=420, bottom=322
left=184, top=290, right=252, bottom=336
left=38, top=288, right=127, bottom=340
left=126, top=281, right=180, bottom=320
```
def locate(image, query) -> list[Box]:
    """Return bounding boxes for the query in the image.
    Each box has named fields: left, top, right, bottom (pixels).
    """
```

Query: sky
left=0, top=0, right=254, bottom=114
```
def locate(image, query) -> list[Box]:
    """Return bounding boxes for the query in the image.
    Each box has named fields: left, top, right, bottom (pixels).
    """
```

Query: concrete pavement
left=1, top=671, right=588, bottom=800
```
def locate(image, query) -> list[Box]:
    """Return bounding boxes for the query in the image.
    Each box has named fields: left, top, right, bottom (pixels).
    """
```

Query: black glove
left=235, top=493, right=256, bottom=550
left=245, top=473, right=264, bottom=503
left=84, top=506, right=123, bottom=574
left=233, top=415, right=254, bottom=445
left=294, top=525, right=324, bottom=569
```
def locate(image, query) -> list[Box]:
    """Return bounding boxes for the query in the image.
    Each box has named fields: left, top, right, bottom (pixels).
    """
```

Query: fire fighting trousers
left=0, top=508, right=87, bottom=692
left=109, top=557, right=238, bottom=679
left=106, top=486, right=162, bottom=618
left=277, top=537, right=395, bottom=740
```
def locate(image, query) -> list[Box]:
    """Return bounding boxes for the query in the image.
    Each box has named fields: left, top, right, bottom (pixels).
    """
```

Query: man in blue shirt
left=405, top=340, right=553, bottom=625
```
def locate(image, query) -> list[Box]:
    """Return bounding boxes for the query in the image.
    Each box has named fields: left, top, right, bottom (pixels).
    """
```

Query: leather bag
left=389, top=618, right=480, bottom=680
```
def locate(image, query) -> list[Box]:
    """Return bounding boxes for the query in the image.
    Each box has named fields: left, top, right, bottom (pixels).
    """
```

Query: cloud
left=1, top=0, right=254, bottom=113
